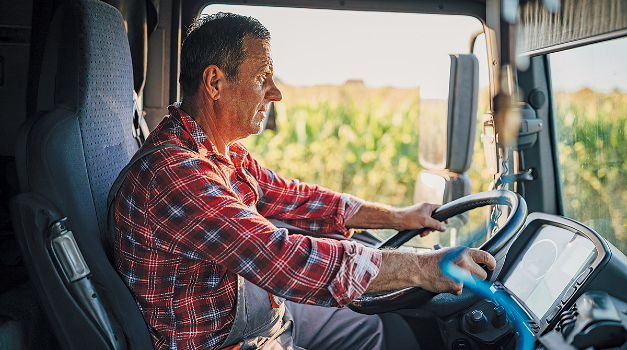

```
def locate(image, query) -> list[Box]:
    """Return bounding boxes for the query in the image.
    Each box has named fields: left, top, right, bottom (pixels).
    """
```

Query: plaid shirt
left=113, top=104, right=382, bottom=349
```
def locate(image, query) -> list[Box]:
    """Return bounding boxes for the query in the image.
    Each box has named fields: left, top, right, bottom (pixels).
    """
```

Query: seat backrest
left=11, top=0, right=153, bottom=348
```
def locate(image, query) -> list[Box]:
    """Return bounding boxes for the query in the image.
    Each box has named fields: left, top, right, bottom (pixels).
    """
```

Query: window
left=201, top=5, right=491, bottom=246
left=551, top=36, right=627, bottom=253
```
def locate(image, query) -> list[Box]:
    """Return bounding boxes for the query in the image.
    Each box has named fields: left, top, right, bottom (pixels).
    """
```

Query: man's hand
left=364, top=247, right=496, bottom=295
left=412, top=247, right=495, bottom=295
left=396, top=202, right=447, bottom=235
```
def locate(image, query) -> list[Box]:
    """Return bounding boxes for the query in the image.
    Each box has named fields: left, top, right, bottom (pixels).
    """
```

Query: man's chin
left=246, top=122, right=264, bottom=136
left=251, top=115, right=266, bottom=135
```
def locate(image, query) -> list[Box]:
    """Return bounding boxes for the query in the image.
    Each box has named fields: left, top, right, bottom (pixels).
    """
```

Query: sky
left=201, top=5, right=489, bottom=99
left=549, top=37, right=627, bottom=93
left=200, top=5, right=627, bottom=97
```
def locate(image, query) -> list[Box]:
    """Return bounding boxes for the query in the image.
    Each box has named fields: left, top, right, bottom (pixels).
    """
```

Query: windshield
left=551, top=36, right=627, bottom=253
left=201, top=5, right=492, bottom=247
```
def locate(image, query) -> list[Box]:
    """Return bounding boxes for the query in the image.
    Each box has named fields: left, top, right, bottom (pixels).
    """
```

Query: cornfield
left=243, top=81, right=627, bottom=253
left=554, top=88, right=627, bottom=252
left=243, top=81, right=429, bottom=207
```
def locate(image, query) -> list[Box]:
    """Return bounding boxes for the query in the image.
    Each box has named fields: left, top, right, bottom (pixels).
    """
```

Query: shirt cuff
left=328, top=241, right=382, bottom=306
left=335, top=194, right=365, bottom=238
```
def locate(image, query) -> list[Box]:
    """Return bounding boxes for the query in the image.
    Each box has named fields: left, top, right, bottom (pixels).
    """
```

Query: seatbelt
left=132, top=91, right=150, bottom=147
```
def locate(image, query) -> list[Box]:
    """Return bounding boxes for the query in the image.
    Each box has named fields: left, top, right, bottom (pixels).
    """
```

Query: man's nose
left=265, top=78, right=282, bottom=102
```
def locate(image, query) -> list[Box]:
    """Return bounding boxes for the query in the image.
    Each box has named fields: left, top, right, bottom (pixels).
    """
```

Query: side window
left=550, top=37, right=627, bottom=253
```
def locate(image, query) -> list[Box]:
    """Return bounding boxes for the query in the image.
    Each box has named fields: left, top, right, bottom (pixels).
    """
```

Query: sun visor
left=519, top=0, right=627, bottom=55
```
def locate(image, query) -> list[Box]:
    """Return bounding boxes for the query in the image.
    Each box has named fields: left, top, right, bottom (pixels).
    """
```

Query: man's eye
left=260, top=72, right=271, bottom=83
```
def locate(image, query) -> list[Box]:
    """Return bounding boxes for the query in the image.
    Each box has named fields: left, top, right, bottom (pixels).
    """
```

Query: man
left=113, top=12, right=495, bottom=350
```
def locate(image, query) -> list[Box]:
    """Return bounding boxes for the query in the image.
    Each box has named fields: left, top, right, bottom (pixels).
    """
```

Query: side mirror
left=419, top=54, right=479, bottom=173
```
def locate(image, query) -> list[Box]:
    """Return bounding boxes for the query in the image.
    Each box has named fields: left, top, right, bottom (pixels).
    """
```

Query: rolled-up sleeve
left=328, top=241, right=382, bottom=305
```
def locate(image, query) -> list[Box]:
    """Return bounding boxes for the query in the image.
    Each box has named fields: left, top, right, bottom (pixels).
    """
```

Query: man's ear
left=202, top=65, right=223, bottom=100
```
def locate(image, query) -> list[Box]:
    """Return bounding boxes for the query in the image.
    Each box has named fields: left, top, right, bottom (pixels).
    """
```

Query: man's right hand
left=363, top=247, right=496, bottom=295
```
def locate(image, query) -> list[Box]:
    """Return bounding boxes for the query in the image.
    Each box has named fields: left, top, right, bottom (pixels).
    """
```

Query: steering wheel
left=348, top=190, right=527, bottom=315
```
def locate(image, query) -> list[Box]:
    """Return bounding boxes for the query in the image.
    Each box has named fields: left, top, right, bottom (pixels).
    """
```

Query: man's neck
left=180, top=96, right=232, bottom=158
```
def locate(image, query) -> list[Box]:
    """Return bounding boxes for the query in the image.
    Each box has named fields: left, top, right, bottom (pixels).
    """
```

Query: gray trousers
left=286, top=301, right=419, bottom=350
left=222, top=277, right=419, bottom=350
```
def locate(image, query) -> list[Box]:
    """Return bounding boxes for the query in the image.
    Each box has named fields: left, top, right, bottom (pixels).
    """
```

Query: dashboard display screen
left=503, top=225, right=597, bottom=318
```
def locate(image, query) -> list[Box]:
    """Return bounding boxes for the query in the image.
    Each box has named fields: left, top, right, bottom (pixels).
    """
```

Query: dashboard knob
left=561, top=320, right=576, bottom=337
left=492, top=305, right=508, bottom=328
left=465, top=310, right=489, bottom=333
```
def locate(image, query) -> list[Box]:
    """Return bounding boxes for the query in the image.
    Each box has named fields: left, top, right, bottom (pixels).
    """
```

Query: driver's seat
left=10, top=0, right=152, bottom=348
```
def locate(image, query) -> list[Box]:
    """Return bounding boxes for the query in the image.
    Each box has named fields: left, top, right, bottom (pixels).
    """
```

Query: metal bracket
left=495, top=169, right=535, bottom=188
left=518, top=119, right=543, bottom=136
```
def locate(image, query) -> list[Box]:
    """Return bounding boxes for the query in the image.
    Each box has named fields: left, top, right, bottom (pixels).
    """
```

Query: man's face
left=220, top=36, right=282, bottom=139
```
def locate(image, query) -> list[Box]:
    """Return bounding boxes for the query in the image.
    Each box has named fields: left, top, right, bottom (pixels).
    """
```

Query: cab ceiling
left=182, top=0, right=487, bottom=38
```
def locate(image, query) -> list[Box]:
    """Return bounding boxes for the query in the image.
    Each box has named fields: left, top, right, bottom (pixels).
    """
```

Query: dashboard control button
left=452, top=339, right=472, bottom=350
left=562, top=286, right=577, bottom=303
left=546, top=305, right=562, bottom=322
left=465, top=310, right=489, bottom=333
left=561, top=321, right=576, bottom=337
left=576, top=267, right=592, bottom=285
left=492, top=305, right=508, bottom=328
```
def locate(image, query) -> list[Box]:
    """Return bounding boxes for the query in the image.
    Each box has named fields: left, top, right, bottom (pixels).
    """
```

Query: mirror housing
left=419, top=54, right=479, bottom=173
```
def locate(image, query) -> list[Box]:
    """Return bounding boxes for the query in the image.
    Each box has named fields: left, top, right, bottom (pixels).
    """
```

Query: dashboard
left=495, top=213, right=625, bottom=327
left=501, top=219, right=600, bottom=324
left=422, top=212, right=627, bottom=350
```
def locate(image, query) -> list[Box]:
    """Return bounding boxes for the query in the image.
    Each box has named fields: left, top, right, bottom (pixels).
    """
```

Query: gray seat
left=10, top=0, right=152, bottom=348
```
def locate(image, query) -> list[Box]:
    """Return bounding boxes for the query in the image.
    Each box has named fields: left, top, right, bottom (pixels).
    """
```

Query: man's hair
left=179, top=12, right=271, bottom=97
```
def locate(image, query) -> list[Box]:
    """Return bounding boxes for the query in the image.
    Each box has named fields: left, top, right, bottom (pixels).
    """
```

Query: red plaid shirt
left=113, top=104, right=382, bottom=349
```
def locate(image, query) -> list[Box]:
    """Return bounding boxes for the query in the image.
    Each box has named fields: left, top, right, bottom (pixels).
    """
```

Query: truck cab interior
left=1, top=0, right=627, bottom=349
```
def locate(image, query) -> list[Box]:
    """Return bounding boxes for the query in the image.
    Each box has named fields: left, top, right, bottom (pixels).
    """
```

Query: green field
left=554, top=88, right=627, bottom=252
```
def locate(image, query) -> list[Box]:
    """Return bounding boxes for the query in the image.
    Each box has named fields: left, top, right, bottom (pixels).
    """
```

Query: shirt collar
left=167, top=103, right=250, bottom=166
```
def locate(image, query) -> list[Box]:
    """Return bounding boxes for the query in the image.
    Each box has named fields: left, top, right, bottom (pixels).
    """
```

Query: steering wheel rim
left=348, top=190, right=527, bottom=315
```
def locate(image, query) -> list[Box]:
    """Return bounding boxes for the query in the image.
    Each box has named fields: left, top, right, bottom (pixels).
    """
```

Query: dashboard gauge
left=521, top=239, right=558, bottom=280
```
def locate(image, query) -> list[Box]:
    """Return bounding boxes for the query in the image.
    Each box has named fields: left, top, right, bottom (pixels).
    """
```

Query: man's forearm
left=364, top=247, right=496, bottom=296
left=345, top=200, right=493, bottom=297
left=364, top=250, right=420, bottom=293
left=344, top=201, right=446, bottom=232
left=344, top=201, right=404, bottom=230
